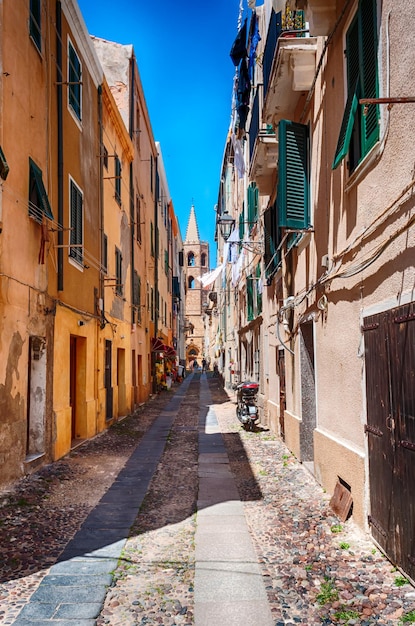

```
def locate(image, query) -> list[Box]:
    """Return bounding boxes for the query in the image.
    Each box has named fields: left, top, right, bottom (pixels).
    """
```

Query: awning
left=164, top=345, right=176, bottom=358
left=151, top=337, right=164, bottom=352
left=151, top=337, right=176, bottom=358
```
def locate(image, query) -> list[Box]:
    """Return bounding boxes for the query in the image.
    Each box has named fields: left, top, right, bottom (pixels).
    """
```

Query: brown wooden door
left=364, top=302, right=415, bottom=578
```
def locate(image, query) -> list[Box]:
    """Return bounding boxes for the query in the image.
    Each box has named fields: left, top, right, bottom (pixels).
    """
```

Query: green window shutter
left=30, top=0, right=41, bottom=51
left=247, top=183, right=258, bottom=227
left=115, top=248, right=123, bottom=296
left=68, top=42, right=81, bottom=120
left=256, top=263, right=262, bottom=315
left=28, top=158, right=54, bottom=222
left=332, top=77, right=359, bottom=170
left=360, top=0, right=379, bottom=153
left=115, top=156, right=121, bottom=204
left=333, top=0, right=378, bottom=170
left=264, top=202, right=280, bottom=281
left=70, top=180, right=83, bottom=264
left=247, top=275, right=254, bottom=321
left=239, top=212, right=244, bottom=242
left=278, top=120, right=309, bottom=229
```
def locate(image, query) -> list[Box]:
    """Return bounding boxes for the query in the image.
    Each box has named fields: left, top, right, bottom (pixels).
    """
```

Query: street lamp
left=217, top=212, right=236, bottom=241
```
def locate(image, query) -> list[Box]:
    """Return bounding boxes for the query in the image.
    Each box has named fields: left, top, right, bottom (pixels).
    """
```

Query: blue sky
left=77, top=0, right=248, bottom=266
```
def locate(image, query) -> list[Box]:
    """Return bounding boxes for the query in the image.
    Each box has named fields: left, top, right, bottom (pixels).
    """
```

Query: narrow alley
left=1, top=374, right=415, bottom=626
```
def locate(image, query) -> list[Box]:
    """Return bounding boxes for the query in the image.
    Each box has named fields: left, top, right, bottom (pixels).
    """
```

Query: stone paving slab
left=195, top=561, right=269, bottom=601
left=194, top=599, right=273, bottom=626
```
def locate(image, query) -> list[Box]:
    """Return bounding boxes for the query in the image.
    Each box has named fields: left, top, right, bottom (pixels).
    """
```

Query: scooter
left=236, top=381, right=259, bottom=431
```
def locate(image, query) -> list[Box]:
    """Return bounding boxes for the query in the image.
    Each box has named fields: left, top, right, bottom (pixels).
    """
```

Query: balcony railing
left=262, top=9, right=306, bottom=100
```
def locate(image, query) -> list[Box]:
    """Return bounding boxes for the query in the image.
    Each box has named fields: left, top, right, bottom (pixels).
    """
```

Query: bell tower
left=183, top=205, right=209, bottom=368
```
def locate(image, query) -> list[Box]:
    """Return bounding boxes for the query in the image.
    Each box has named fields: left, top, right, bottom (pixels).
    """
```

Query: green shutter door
left=278, top=120, right=309, bottom=229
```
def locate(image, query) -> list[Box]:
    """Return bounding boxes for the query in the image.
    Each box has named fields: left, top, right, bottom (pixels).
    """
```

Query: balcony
left=288, top=0, right=337, bottom=36
left=248, top=10, right=317, bottom=194
left=263, top=34, right=317, bottom=128
left=249, top=85, right=279, bottom=195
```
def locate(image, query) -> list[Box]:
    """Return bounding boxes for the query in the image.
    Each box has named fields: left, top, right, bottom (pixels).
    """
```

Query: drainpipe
left=152, top=155, right=159, bottom=394
left=129, top=55, right=135, bottom=328
left=56, top=1, right=63, bottom=291
left=97, top=84, right=105, bottom=329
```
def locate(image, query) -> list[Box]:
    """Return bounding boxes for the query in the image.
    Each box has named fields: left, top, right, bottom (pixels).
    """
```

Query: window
left=115, top=247, right=123, bottom=296
left=103, top=145, right=108, bottom=170
left=133, top=271, right=141, bottom=323
left=68, top=40, right=82, bottom=121
left=136, top=194, right=141, bottom=243
left=247, top=276, right=254, bottom=321
left=256, top=263, right=262, bottom=315
left=188, top=276, right=195, bottom=289
left=264, top=199, right=281, bottom=283
left=164, top=250, right=169, bottom=275
left=150, top=222, right=154, bottom=256
left=201, top=253, right=207, bottom=267
left=187, top=252, right=195, bottom=266
left=30, top=0, right=41, bottom=51
left=135, top=104, right=141, bottom=151
left=115, top=156, right=121, bottom=205
left=103, top=234, right=108, bottom=273
left=29, top=158, right=53, bottom=223
left=278, top=120, right=310, bottom=230
left=332, top=0, right=379, bottom=171
left=247, top=182, right=259, bottom=229
left=69, top=178, right=83, bottom=265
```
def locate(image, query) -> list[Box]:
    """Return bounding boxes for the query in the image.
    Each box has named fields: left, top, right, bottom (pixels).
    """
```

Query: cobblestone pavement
left=1, top=374, right=415, bottom=625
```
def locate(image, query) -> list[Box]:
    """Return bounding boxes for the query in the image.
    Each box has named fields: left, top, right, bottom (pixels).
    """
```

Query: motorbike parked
left=236, top=381, right=259, bottom=431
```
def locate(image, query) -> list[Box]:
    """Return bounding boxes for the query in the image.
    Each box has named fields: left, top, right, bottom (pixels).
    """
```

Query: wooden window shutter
left=247, top=183, right=258, bottom=228
left=70, top=180, right=83, bottom=263
left=247, top=275, right=254, bottom=321
left=332, top=76, right=359, bottom=170
left=278, top=120, right=309, bottom=229
left=360, top=0, right=379, bottom=154
left=30, top=0, right=41, bottom=51
left=68, top=42, right=81, bottom=119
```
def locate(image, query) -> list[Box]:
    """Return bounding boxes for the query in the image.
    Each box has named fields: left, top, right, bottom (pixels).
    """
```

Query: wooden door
left=364, top=303, right=415, bottom=578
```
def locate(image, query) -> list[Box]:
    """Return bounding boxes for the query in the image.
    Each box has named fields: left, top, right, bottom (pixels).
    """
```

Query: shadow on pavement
left=0, top=372, right=262, bottom=583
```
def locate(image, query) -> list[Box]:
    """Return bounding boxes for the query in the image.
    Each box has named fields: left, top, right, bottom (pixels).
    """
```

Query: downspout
left=56, top=1, right=64, bottom=291
left=129, top=55, right=135, bottom=328
left=97, top=84, right=104, bottom=434
left=152, top=154, right=159, bottom=394
left=98, top=84, right=104, bottom=328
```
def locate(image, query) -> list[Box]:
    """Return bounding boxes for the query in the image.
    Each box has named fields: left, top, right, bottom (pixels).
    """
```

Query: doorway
left=300, top=321, right=316, bottom=471
left=104, top=340, right=113, bottom=421
left=26, top=336, right=46, bottom=458
left=364, top=302, right=415, bottom=579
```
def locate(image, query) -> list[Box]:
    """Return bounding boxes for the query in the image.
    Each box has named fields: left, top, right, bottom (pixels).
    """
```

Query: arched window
left=188, top=276, right=195, bottom=289
left=201, top=252, right=207, bottom=267
left=187, top=252, right=195, bottom=266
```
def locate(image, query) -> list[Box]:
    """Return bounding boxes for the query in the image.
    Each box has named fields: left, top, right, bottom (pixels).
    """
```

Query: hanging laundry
left=230, top=18, right=247, bottom=66
left=231, top=133, right=245, bottom=178
left=236, top=58, right=251, bottom=132
left=248, top=12, right=261, bottom=80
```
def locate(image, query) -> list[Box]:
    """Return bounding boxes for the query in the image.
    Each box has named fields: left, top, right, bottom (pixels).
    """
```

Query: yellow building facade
left=0, top=1, right=183, bottom=490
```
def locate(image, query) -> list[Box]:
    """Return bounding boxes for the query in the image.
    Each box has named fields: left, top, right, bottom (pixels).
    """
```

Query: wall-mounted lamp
left=217, top=213, right=235, bottom=241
